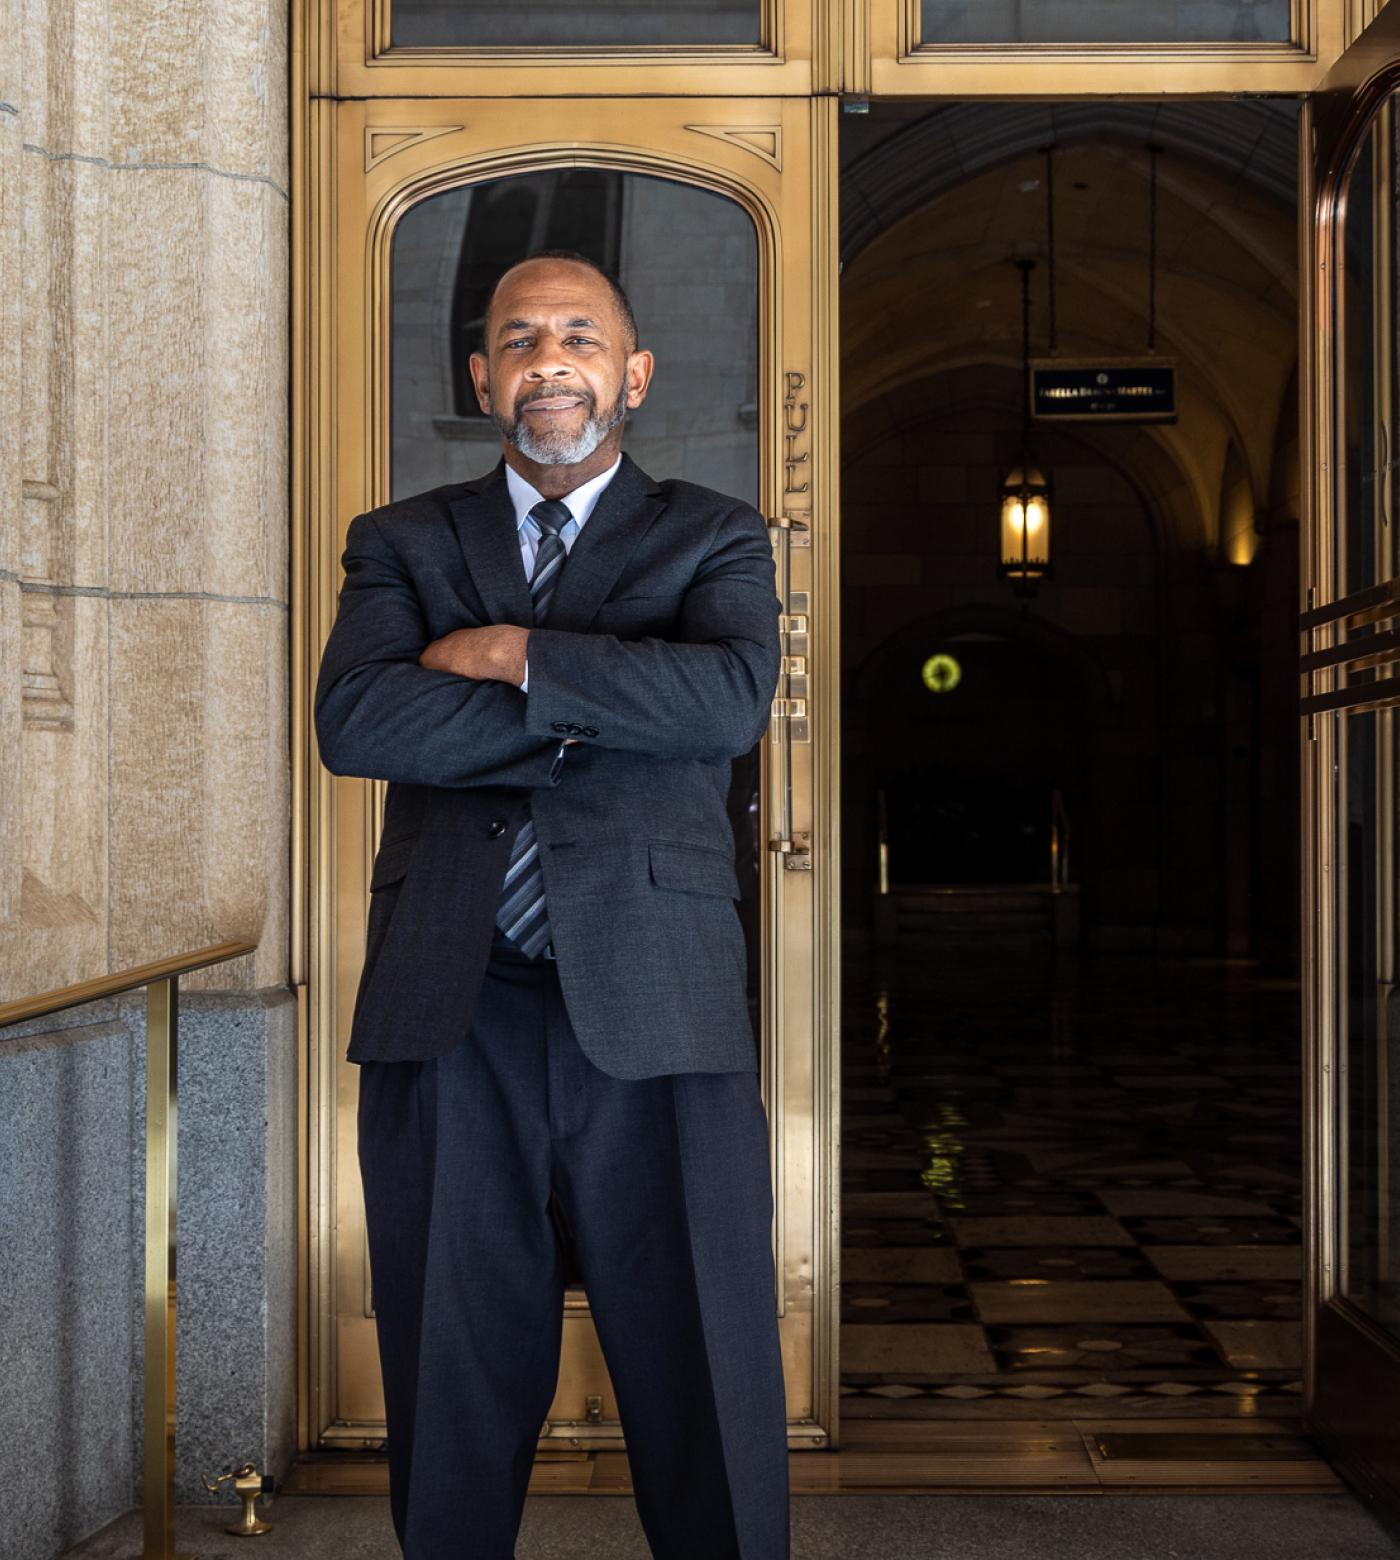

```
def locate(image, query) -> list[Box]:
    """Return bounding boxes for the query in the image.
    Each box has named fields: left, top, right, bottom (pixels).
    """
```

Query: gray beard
left=493, top=383, right=629, bottom=466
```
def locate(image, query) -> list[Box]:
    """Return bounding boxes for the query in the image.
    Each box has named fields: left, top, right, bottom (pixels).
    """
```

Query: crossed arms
left=313, top=504, right=781, bottom=789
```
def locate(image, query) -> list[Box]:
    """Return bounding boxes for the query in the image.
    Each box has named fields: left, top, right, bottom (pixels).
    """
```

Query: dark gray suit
left=315, top=452, right=781, bottom=1076
left=314, top=453, right=790, bottom=1559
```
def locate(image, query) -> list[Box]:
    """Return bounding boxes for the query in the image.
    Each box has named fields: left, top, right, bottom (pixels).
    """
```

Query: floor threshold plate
left=1094, top=1433, right=1317, bottom=1462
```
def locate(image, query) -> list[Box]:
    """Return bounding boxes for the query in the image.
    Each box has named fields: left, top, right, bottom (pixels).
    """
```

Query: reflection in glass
left=391, top=0, right=761, bottom=50
left=920, top=0, right=1290, bottom=44
left=391, top=169, right=759, bottom=506
left=1336, top=708, right=1400, bottom=1334
left=389, top=168, right=764, bottom=1048
left=1334, top=103, right=1400, bottom=1337
left=446, top=172, right=623, bottom=419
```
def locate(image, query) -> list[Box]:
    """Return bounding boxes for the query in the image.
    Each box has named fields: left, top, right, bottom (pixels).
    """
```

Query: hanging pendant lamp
left=999, top=257, right=1053, bottom=594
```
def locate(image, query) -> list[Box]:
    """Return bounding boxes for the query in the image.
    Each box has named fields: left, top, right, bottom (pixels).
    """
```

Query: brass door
left=303, top=95, right=840, bottom=1452
left=1303, top=0, right=1400, bottom=1519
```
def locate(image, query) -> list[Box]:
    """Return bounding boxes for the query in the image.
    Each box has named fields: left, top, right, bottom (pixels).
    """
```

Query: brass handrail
left=0, top=939, right=255, bottom=1026
left=1, top=939, right=258, bottom=1560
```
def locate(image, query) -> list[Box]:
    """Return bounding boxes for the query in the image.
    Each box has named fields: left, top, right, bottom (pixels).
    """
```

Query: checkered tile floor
left=840, top=945, right=1304, bottom=1419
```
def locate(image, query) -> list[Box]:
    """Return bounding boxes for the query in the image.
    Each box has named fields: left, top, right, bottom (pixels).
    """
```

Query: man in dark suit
left=314, top=249, right=790, bottom=1559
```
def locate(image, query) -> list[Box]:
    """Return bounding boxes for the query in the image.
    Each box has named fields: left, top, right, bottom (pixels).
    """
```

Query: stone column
left=0, top=0, right=293, bottom=1552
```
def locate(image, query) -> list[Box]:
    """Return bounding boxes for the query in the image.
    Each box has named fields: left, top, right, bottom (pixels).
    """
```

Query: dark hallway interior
left=838, top=101, right=1305, bottom=1413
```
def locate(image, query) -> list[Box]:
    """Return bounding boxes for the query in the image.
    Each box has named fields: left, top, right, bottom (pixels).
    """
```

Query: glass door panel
left=864, top=0, right=1347, bottom=96
left=918, top=0, right=1293, bottom=45
left=389, top=171, right=760, bottom=505
left=310, top=94, right=839, bottom=1455
left=1334, top=708, right=1400, bottom=1329
left=390, top=0, right=763, bottom=48
left=1304, top=2, right=1400, bottom=1521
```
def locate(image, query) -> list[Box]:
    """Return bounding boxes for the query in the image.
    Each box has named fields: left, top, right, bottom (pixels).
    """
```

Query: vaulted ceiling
left=840, top=103, right=1300, bottom=556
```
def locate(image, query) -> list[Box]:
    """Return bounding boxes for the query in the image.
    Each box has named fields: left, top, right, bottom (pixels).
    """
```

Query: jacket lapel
left=446, top=460, right=535, bottom=628
left=542, top=453, right=667, bottom=633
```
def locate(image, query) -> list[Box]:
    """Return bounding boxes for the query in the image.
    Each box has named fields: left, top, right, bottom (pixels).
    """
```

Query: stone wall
left=2, top=991, right=298, bottom=1560
left=1, top=0, right=292, bottom=1554
left=0, top=0, right=290, bottom=1001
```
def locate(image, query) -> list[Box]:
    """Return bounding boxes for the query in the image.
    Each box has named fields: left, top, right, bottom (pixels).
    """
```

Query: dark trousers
left=356, top=942, right=791, bottom=1559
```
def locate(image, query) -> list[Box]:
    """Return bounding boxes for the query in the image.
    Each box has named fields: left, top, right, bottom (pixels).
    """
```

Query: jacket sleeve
left=314, top=510, right=562, bottom=789
left=521, top=502, right=781, bottom=760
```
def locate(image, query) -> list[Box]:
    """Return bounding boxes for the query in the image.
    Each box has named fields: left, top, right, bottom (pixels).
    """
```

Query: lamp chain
left=1147, top=143, right=1160, bottom=354
left=1017, top=257, right=1035, bottom=434
left=1044, top=143, right=1058, bottom=356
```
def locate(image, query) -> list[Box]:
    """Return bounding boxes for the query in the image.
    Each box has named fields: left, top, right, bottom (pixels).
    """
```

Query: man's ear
left=468, top=350, right=492, bottom=414
left=625, top=348, right=655, bottom=410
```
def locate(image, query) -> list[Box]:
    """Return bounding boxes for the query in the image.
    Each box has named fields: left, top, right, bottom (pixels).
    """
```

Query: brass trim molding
left=1300, top=13, right=1400, bottom=1496
left=303, top=95, right=838, bottom=1452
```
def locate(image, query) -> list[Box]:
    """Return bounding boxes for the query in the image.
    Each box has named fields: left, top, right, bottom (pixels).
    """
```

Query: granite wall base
left=1, top=987, right=297, bottom=1560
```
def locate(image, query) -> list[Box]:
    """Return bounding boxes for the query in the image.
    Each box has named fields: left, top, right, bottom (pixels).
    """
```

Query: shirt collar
left=504, top=453, right=624, bottom=535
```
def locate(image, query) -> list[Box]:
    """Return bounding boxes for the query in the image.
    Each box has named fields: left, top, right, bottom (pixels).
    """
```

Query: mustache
left=515, top=385, right=594, bottom=414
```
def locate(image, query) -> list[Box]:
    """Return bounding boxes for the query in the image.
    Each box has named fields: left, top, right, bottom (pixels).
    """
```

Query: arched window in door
left=390, top=167, right=760, bottom=506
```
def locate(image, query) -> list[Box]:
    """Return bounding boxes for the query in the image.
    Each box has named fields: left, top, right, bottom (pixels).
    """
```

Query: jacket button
left=582, top=727, right=598, bottom=738
left=487, top=819, right=508, bottom=837
left=551, top=722, right=569, bottom=734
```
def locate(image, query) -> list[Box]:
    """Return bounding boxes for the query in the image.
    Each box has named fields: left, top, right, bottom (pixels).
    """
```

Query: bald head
left=467, top=248, right=655, bottom=484
left=482, top=250, right=638, bottom=355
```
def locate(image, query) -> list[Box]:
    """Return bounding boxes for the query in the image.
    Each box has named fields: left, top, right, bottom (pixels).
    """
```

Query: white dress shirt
left=505, top=454, right=622, bottom=692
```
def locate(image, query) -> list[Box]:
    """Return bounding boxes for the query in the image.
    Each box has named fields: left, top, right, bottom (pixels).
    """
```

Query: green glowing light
left=921, top=653, right=962, bottom=694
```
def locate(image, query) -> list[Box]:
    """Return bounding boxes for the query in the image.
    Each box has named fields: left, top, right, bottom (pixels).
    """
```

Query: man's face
left=469, top=260, right=653, bottom=467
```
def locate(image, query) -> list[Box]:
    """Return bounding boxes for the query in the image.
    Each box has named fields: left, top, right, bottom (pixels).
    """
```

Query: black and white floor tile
left=839, top=946, right=1304, bottom=1419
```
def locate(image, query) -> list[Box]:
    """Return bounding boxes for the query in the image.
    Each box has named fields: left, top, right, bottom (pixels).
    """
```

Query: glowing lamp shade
left=998, top=462, right=1053, bottom=586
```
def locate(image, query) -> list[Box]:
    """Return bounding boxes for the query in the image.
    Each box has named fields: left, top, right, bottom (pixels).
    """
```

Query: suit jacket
left=314, top=452, right=781, bottom=1077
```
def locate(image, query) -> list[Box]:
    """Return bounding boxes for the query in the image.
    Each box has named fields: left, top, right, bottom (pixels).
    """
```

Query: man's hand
left=419, top=625, right=529, bottom=686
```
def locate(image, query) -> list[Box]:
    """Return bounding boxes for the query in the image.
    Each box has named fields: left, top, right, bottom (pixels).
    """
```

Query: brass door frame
left=295, top=91, right=841, bottom=1452
left=308, top=0, right=1376, bottom=100
left=288, top=0, right=1391, bottom=1471
left=1301, top=2, right=1400, bottom=1514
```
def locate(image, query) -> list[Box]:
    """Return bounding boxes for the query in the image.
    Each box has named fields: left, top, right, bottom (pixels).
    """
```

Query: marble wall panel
left=7, top=0, right=290, bottom=1005
left=0, top=578, right=20, bottom=933
left=1, top=1009, right=139, bottom=1560
left=8, top=0, right=290, bottom=259
left=4, top=592, right=109, bottom=997
left=1, top=116, right=20, bottom=585
left=107, top=0, right=287, bottom=184
left=12, top=0, right=115, bottom=162
left=43, top=156, right=114, bottom=591
left=108, top=596, right=286, bottom=991
left=106, top=172, right=288, bottom=603
left=3, top=988, right=297, bottom=1559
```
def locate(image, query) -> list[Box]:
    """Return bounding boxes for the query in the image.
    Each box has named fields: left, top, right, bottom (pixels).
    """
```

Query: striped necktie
left=495, top=499, right=572, bottom=958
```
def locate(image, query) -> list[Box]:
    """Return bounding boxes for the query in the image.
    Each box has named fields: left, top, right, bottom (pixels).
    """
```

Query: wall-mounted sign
left=1030, top=357, right=1177, bottom=424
